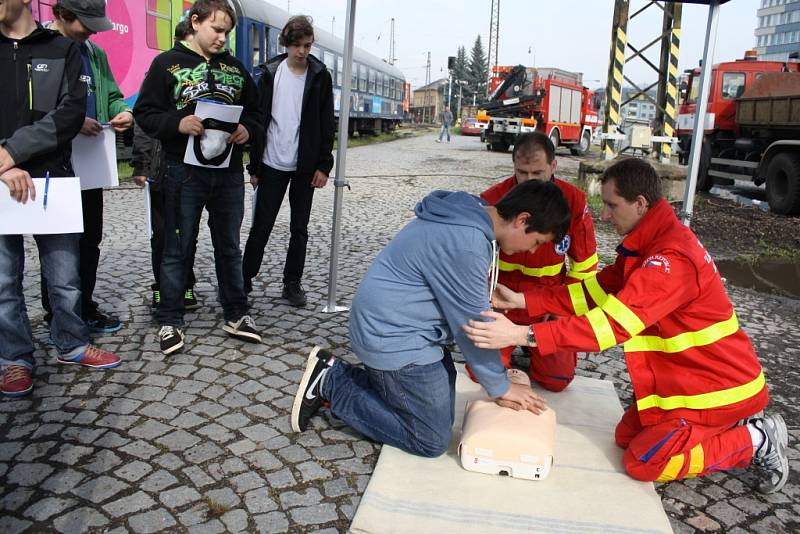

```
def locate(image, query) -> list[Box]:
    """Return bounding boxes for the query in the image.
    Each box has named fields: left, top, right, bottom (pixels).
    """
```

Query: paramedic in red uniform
left=464, top=157, right=789, bottom=494
left=468, top=132, right=598, bottom=392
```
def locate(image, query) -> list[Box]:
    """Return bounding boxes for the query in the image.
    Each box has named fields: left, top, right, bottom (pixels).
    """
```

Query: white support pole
left=681, top=0, right=720, bottom=226
left=323, top=0, right=357, bottom=313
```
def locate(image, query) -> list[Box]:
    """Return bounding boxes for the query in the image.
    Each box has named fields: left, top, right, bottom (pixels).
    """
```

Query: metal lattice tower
left=487, top=0, right=500, bottom=97
left=425, top=51, right=431, bottom=85
left=602, top=0, right=683, bottom=162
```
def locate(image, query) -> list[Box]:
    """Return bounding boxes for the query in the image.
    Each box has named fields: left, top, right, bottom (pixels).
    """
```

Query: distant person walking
left=436, top=106, right=453, bottom=143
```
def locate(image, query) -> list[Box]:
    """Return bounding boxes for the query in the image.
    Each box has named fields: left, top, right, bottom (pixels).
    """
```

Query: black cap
left=59, top=0, right=113, bottom=33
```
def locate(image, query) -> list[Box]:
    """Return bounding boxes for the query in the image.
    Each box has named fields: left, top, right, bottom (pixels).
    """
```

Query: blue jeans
left=156, top=162, right=248, bottom=327
left=438, top=125, right=451, bottom=142
left=322, top=350, right=457, bottom=457
left=0, top=234, right=89, bottom=368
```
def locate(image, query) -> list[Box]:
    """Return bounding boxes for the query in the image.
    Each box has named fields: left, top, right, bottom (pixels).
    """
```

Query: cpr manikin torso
left=460, top=369, right=556, bottom=480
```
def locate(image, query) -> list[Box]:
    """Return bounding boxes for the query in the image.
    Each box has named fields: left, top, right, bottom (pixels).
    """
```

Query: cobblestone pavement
left=1, top=133, right=797, bottom=533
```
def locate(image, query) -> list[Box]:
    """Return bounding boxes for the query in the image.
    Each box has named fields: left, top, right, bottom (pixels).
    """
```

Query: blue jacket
left=349, top=190, right=509, bottom=398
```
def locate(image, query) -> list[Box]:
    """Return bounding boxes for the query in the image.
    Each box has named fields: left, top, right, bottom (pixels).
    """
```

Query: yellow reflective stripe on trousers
left=637, top=370, right=765, bottom=412
left=568, top=283, right=589, bottom=316
left=583, top=275, right=609, bottom=307
left=568, top=253, right=599, bottom=272
left=623, top=312, right=739, bottom=353
left=498, top=259, right=564, bottom=278
left=585, top=307, right=617, bottom=350
left=601, top=295, right=646, bottom=337
left=657, top=454, right=685, bottom=482
left=685, top=444, right=704, bottom=478
left=565, top=269, right=597, bottom=281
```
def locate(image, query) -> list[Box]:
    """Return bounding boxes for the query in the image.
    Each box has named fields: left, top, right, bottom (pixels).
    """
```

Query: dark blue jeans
left=156, top=162, right=247, bottom=327
left=322, top=350, right=457, bottom=458
left=0, top=234, right=89, bottom=368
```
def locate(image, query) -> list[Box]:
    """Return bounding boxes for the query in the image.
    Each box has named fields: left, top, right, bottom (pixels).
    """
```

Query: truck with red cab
left=677, top=50, right=800, bottom=215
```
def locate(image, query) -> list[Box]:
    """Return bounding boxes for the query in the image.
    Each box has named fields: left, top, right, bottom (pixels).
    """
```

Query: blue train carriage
left=233, top=0, right=406, bottom=135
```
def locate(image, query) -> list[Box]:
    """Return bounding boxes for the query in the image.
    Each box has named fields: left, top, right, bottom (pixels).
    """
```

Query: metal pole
left=323, top=0, right=357, bottom=313
left=681, top=0, right=720, bottom=226
left=448, top=73, right=452, bottom=109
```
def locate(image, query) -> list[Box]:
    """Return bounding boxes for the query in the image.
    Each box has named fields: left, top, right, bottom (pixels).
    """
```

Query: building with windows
left=595, top=86, right=659, bottom=126
left=410, top=79, right=449, bottom=124
left=755, top=0, right=800, bottom=61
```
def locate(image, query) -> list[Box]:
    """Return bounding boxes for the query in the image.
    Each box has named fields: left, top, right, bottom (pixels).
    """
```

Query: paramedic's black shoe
left=184, top=288, right=200, bottom=310
left=85, top=310, right=122, bottom=334
left=749, top=414, right=789, bottom=494
left=282, top=281, right=307, bottom=307
left=291, top=346, right=334, bottom=432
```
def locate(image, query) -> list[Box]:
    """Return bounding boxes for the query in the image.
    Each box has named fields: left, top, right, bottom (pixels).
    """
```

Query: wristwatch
left=526, top=325, right=536, bottom=347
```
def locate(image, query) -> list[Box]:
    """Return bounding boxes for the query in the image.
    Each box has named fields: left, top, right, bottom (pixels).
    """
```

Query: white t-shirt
left=263, top=60, right=307, bottom=171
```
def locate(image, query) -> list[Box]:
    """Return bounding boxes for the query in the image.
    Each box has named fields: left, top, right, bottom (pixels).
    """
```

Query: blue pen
left=43, top=171, right=50, bottom=211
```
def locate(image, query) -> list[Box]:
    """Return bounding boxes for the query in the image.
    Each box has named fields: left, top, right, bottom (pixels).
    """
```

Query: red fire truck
left=676, top=51, right=800, bottom=214
left=477, top=65, right=600, bottom=154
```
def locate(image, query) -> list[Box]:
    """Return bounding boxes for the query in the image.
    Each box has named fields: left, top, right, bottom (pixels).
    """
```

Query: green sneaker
left=184, top=288, right=200, bottom=310
left=151, top=289, right=161, bottom=310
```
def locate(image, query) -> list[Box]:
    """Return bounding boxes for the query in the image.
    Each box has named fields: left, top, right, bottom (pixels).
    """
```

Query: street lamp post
left=528, top=45, right=536, bottom=68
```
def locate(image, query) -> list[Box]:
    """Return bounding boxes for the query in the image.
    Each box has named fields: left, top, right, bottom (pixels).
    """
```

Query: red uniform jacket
left=481, top=176, right=598, bottom=324
left=525, top=199, right=768, bottom=427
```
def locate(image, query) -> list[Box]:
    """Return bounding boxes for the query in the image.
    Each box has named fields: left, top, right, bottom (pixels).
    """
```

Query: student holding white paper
left=0, top=0, right=121, bottom=398
left=134, top=0, right=264, bottom=355
left=45, top=0, right=134, bottom=334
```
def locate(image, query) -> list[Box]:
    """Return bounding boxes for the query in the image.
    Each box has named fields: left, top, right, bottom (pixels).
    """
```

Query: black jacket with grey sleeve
left=0, top=25, right=86, bottom=177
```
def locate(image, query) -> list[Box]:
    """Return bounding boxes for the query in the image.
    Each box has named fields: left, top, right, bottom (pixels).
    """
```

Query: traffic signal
left=448, top=56, right=456, bottom=70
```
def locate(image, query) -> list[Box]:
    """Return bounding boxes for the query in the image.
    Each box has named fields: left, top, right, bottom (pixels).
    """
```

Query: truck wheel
left=695, top=141, right=714, bottom=192
left=488, top=141, right=509, bottom=152
left=765, top=152, right=800, bottom=215
left=570, top=131, right=592, bottom=156
left=549, top=129, right=560, bottom=150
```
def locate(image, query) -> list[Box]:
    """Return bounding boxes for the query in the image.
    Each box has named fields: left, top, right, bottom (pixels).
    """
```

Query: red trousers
left=615, top=405, right=754, bottom=482
left=467, top=344, right=577, bottom=393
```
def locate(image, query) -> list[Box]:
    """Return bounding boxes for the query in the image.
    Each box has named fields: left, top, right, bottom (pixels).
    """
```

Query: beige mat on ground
left=350, top=365, right=673, bottom=534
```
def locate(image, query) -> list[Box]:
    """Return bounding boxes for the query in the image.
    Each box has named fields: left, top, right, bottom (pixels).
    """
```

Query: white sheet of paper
left=0, top=177, right=84, bottom=235
left=72, top=127, right=119, bottom=190
left=144, top=181, right=152, bottom=239
left=184, top=100, right=243, bottom=169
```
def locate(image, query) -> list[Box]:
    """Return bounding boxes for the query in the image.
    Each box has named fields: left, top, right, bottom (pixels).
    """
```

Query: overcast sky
left=285, top=0, right=761, bottom=90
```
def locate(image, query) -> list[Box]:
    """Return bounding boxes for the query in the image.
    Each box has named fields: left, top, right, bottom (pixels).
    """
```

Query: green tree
left=467, top=35, right=488, bottom=102
left=452, top=45, right=470, bottom=116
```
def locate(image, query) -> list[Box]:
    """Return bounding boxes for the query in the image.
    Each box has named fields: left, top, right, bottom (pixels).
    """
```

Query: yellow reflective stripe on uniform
left=585, top=307, right=617, bottom=350
left=657, top=454, right=685, bottom=482
left=566, top=270, right=597, bottom=281
left=637, top=370, right=766, bottom=412
left=568, top=253, right=599, bottom=272
left=685, top=444, right=704, bottom=478
left=583, top=275, right=608, bottom=306
left=497, top=259, right=564, bottom=278
left=623, top=312, right=739, bottom=353
left=601, top=295, right=646, bottom=337
left=568, top=283, right=589, bottom=316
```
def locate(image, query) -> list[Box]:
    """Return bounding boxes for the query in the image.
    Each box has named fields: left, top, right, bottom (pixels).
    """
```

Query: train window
left=376, top=72, right=383, bottom=96
left=352, top=61, right=358, bottom=89
left=368, top=69, right=376, bottom=93
left=251, top=23, right=260, bottom=68
left=359, top=64, right=367, bottom=92
left=146, top=0, right=173, bottom=51
left=384, top=75, right=390, bottom=98
left=336, top=56, right=343, bottom=88
left=322, top=50, right=335, bottom=85
left=721, top=72, right=745, bottom=99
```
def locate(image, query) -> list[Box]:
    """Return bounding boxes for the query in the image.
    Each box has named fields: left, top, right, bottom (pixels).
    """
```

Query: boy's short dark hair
left=512, top=132, right=555, bottom=164
left=280, top=15, right=315, bottom=47
left=600, top=158, right=663, bottom=205
left=174, top=19, right=194, bottom=41
left=52, top=3, right=78, bottom=23
left=495, top=179, right=571, bottom=242
left=188, top=0, right=237, bottom=29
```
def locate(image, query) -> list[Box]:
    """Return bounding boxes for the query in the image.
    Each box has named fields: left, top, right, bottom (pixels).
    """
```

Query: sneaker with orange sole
left=56, top=345, right=122, bottom=369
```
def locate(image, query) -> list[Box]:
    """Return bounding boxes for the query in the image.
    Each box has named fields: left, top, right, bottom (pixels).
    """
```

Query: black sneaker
left=85, top=310, right=122, bottom=334
left=291, top=346, right=335, bottom=432
left=151, top=289, right=161, bottom=310
left=282, top=281, right=307, bottom=307
left=749, top=414, right=789, bottom=494
left=222, top=315, right=261, bottom=343
left=184, top=288, right=200, bottom=310
left=158, top=325, right=184, bottom=355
